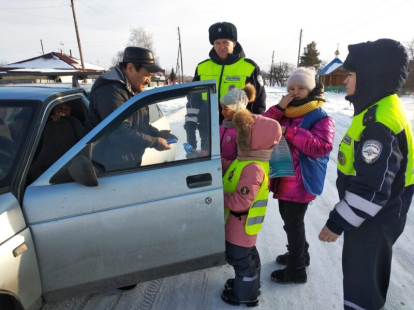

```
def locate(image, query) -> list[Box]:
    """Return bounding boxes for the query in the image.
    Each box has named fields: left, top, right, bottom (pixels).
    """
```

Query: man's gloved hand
left=153, top=137, right=171, bottom=151
left=158, top=130, right=178, bottom=140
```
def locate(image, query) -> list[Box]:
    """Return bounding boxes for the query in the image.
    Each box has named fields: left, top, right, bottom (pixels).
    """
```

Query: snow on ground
left=42, top=87, right=414, bottom=310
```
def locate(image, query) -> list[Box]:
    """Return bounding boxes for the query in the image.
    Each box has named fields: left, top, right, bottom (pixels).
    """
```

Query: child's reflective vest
left=223, top=159, right=270, bottom=236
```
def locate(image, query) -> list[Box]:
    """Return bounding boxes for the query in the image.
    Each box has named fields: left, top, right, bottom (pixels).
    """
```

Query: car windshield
left=0, top=102, right=35, bottom=189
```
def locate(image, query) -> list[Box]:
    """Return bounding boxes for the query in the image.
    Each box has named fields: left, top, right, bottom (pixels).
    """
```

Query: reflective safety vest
left=223, top=159, right=270, bottom=236
left=337, top=94, right=414, bottom=187
left=197, top=58, right=256, bottom=101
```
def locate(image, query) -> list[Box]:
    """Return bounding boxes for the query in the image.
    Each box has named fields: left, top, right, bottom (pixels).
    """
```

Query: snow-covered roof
left=318, top=57, right=343, bottom=75
left=0, top=52, right=106, bottom=73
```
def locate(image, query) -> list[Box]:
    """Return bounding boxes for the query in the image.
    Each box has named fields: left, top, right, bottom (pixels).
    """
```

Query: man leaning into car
left=85, top=46, right=175, bottom=168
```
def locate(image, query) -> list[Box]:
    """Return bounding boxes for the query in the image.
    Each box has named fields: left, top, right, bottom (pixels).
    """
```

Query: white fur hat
left=287, top=67, right=316, bottom=91
left=221, top=88, right=249, bottom=112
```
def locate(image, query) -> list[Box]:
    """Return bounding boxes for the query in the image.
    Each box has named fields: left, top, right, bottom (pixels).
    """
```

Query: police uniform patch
left=342, top=134, right=351, bottom=145
left=362, top=140, right=382, bottom=164
left=338, top=151, right=346, bottom=165
left=257, top=75, right=264, bottom=87
left=226, top=76, right=240, bottom=81
left=240, top=186, right=250, bottom=195
left=226, top=136, right=232, bottom=142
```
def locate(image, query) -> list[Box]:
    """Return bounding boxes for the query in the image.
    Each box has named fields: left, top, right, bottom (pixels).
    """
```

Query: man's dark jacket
left=85, top=67, right=159, bottom=169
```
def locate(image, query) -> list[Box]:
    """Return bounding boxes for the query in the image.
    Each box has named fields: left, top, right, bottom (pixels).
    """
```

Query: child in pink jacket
left=264, top=67, right=335, bottom=284
left=220, top=84, right=256, bottom=173
left=221, top=109, right=282, bottom=307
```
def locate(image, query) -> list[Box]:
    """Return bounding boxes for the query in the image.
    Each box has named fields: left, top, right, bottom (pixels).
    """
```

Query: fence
left=324, top=85, right=347, bottom=93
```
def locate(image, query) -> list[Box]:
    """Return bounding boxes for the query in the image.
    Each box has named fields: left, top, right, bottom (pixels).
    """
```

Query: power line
left=0, top=9, right=71, bottom=20
left=319, top=0, right=410, bottom=42
left=307, top=0, right=396, bottom=40
left=0, top=5, right=69, bottom=10
left=77, top=0, right=126, bottom=31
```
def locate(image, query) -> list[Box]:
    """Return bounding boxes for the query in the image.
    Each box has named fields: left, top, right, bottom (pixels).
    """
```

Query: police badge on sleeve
left=362, top=140, right=382, bottom=164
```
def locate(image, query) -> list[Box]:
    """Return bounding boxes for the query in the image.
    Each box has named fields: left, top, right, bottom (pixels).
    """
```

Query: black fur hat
left=208, top=22, right=237, bottom=45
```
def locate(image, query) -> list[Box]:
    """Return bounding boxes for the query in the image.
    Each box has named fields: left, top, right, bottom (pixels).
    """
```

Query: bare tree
left=111, top=26, right=159, bottom=68
left=272, top=62, right=295, bottom=87
left=405, top=38, right=414, bottom=61
left=129, top=26, right=154, bottom=50
left=110, top=50, right=124, bottom=69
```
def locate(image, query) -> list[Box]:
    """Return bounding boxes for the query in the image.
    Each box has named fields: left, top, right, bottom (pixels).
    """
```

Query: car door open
left=22, top=81, right=225, bottom=302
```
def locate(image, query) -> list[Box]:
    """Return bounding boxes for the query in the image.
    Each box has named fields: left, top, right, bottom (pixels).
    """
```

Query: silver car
left=0, top=80, right=225, bottom=310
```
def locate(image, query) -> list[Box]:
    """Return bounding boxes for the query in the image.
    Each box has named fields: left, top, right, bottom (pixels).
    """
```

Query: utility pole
left=297, top=29, right=302, bottom=68
left=178, top=27, right=184, bottom=83
left=176, top=46, right=181, bottom=84
left=40, top=40, right=44, bottom=55
left=70, top=0, right=85, bottom=72
left=270, top=51, right=274, bottom=87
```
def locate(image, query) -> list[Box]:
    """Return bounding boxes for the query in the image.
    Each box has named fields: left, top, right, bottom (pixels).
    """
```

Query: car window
left=0, top=105, right=34, bottom=187
left=90, top=89, right=211, bottom=175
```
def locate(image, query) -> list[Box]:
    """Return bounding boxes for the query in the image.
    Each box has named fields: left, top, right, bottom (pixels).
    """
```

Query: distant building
left=150, top=70, right=167, bottom=87
left=318, top=48, right=348, bottom=87
left=0, top=52, right=106, bottom=84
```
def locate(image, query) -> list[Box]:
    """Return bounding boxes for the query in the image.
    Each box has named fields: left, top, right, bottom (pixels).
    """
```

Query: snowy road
left=42, top=88, right=414, bottom=310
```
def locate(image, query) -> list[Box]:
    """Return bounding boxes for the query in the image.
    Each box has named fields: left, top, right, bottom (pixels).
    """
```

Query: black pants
left=225, top=241, right=261, bottom=300
left=278, top=200, right=309, bottom=268
left=343, top=215, right=406, bottom=310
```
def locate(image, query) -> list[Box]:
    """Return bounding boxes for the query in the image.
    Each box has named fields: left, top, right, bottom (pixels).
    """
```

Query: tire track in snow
left=137, top=279, right=164, bottom=310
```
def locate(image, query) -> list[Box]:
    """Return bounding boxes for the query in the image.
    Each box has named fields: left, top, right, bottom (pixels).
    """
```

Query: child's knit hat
left=287, top=67, right=316, bottom=91
left=221, top=84, right=256, bottom=112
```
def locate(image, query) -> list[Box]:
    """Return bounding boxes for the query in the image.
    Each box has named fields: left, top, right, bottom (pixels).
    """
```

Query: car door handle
left=186, top=173, right=212, bottom=189
left=13, top=243, right=28, bottom=257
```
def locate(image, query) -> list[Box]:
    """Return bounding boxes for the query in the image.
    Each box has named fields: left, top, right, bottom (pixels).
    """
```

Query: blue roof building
left=318, top=49, right=348, bottom=86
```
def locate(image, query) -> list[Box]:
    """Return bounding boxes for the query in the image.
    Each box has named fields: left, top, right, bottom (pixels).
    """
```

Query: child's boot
left=221, top=289, right=259, bottom=307
left=270, top=266, right=307, bottom=284
left=276, top=251, right=310, bottom=267
left=224, top=279, right=261, bottom=296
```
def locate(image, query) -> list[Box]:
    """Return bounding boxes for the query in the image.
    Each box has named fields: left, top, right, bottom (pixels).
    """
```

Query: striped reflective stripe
left=345, top=191, right=382, bottom=217
left=344, top=300, right=367, bottom=310
left=335, top=200, right=365, bottom=227
left=186, top=108, right=199, bottom=115
left=185, top=116, right=198, bottom=123
left=247, top=216, right=265, bottom=226
left=242, top=274, right=258, bottom=282
left=251, top=199, right=267, bottom=208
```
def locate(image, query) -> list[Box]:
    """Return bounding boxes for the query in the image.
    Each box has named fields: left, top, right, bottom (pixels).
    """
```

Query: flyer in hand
left=269, top=136, right=295, bottom=178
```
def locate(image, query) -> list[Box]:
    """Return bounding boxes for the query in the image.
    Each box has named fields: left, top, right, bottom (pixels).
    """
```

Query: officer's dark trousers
left=225, top=241, right=261, bottom=300
left=343, top=215, right=406, bottom=310
left=278, top=200, right=309, bottom=268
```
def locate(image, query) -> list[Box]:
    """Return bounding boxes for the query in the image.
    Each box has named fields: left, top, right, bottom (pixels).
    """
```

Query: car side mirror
left=68, top=155, right=98, bottom=187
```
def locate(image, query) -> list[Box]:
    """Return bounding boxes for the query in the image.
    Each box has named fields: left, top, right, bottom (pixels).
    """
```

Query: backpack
left=298, top=108, right=330, bottom=195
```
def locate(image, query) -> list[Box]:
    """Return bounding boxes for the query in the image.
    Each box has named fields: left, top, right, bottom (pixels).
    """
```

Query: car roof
left=0, top=84, right=87, bottom=102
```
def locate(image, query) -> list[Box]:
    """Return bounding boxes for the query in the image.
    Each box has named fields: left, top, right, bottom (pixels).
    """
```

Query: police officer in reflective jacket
left=319, top=39, right=414, bottom=310
left=184, top=22, right=266, bottom=154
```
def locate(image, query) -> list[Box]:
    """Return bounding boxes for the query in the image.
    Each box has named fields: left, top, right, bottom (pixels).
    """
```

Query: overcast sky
left=0, top=0, right=413, bottom=76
